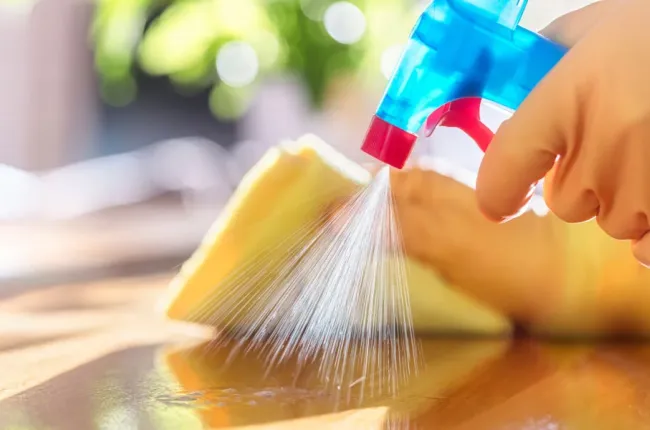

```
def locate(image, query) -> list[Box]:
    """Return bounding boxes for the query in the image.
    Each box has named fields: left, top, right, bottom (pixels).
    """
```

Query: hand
left=476, top=0, right=650, bottom=266
left=386, top=161, right=562, bottom=324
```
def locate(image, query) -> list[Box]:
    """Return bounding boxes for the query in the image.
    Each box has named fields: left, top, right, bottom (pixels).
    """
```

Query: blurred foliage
left=92, top=0, right=420, bottom=119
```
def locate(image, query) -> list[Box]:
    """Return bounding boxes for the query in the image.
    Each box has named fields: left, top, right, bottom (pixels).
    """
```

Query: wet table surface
left=3, top=275, right=650, bottom=430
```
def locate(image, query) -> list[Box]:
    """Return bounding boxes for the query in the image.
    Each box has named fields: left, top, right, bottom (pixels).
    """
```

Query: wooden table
left=2, top=273, right=650, bottom=429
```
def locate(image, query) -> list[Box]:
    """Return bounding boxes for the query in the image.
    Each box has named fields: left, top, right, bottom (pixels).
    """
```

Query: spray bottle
left=361, top=0, right=568, bottom=169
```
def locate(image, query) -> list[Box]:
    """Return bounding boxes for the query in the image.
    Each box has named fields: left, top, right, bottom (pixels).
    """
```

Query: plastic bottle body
left=375, top=0, right=568, bottom=135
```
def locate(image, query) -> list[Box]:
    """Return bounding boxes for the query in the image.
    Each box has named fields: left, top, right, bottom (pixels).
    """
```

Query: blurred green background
left=93, top=0, right=419, bottom=119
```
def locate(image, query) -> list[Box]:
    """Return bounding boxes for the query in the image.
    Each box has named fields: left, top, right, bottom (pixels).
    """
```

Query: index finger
left=475, top=56, right=577, bottom=221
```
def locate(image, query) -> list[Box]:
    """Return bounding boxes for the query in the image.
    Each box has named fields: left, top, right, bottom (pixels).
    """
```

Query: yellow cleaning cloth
left=161, top=135, right=510, bottom=335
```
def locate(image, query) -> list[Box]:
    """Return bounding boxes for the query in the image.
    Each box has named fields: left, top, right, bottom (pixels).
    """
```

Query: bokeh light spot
left=253, top=31, right=281, bottom=68
left=209, top=83, right=252, bottom=120
left=323, top=2, right=366, bottom=45
left=380, top=44, right=404, bottom=79
left=216, top=41, right=259, bottom=88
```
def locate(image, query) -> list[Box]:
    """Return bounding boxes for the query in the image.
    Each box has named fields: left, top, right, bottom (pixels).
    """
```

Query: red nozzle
left=362, top=99, right=495, bottom=169
left=361, top=115, right=417, bottom=169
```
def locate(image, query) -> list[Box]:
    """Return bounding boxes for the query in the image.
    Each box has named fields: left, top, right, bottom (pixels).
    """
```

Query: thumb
left=476, top=53, right=579, bottom=222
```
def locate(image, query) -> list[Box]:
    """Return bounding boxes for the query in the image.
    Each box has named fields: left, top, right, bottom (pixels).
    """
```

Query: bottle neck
left=447, top=0, right=527, bottom=30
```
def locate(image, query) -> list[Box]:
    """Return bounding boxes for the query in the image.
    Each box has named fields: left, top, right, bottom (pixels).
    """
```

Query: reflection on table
left=4, top=335, right=650, bottom=429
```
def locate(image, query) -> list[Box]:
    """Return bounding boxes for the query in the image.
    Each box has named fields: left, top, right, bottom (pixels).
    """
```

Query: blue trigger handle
left=376, top=0, right=569, bottom=135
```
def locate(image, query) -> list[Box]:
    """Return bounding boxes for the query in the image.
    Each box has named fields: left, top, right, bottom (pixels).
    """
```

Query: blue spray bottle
left=361, top=0, right=568, bottom=168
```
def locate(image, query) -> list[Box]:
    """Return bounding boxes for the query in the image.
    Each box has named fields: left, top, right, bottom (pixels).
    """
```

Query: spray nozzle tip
left=361, top=116, right=417, bottom=170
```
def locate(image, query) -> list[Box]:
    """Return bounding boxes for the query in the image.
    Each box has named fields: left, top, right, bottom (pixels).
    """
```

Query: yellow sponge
left=405, top=258, right=510, bottom=335
left=160, top=135, right=510, bottom=335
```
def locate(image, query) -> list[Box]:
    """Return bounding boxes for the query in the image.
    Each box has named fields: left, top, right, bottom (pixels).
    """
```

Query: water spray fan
left=361, top=0, right=568, bottom=168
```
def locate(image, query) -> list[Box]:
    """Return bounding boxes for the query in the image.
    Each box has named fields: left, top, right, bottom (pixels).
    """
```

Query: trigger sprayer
left=361, top=0, right=568, bottom=169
